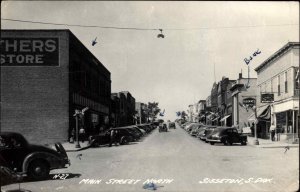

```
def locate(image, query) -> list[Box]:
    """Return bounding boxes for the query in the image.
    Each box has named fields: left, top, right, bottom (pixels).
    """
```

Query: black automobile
left=121, top=126, right=142, bottom=140
left=0, top=132, right=70, bottom=180
left=169, top=122, right=176, bottom=129
left=89, top=128, right=134, bottom=147
left=137, top=125, right=151, bottom=133
left=159, top=123, right=168, bottom=132
left=206, top=127, right=248, bottom=145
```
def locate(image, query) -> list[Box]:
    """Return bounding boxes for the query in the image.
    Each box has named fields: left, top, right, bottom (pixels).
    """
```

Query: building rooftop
left=254, top=42, right=300, bottom=72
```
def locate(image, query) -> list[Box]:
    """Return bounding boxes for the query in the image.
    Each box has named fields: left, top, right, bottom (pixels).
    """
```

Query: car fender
left=22, top=152, right=63, bottom=173
left=221, top=135, right=229, bottom=142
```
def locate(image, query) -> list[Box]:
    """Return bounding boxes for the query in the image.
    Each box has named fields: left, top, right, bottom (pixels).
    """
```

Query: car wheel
left=223, top=139, right=229, bottom=145
left=27, top=160, right=50, bottom=180
left=210, top=142, right=215, bottom=145
left=120, top=137, right=128, bottom=145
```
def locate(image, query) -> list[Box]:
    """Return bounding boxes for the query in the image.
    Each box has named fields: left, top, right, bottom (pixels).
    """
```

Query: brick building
left=111, top=91, right=135, bottom=126
left=1, top=30, right=111, bottom=144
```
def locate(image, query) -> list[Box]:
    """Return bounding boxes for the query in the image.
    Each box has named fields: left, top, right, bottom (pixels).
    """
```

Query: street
left=2, top=124, right=299, bottom=192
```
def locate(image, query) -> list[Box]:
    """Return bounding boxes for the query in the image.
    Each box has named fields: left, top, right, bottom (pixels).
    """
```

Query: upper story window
left=277, top=75, right=281, bottom=96
left=295, top=68, right=299, bottom=89
left=271, top=78, right=273, bottom=92
left=284, top=71, right=288, bottom=93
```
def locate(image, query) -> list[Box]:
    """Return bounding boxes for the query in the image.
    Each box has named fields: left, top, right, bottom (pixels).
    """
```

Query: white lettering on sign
left=0, top=38, right=59, bottom=66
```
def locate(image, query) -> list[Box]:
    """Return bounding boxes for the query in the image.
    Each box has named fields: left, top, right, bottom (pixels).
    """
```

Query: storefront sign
left=243, top=97, right=256, bottom=108
left=0, top=38, right=59, bottom=66
left=261, top=93, right=274, bottom=103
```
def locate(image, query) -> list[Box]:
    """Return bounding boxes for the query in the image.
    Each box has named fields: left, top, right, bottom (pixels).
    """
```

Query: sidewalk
left=247, top=136, right=299, bottom=148
left=62, top=141, right=91, bottom=152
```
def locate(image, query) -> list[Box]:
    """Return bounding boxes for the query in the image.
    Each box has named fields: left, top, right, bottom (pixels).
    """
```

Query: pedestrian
left=250, top=123, right=254, bottom=137
left=109, top=129, right=115, bottom=147
left=70, top=128, right=75, bottom=143
left=99, top=126, right=104, bottom=134
left=79, top=127, right=85, bottom=143
left=270, top=125, right=275, bottom=141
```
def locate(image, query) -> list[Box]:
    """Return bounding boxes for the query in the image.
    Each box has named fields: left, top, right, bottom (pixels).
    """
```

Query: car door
left=231, top=129, right=240, bottom=143
left=226, top=129, right=233, bottom=142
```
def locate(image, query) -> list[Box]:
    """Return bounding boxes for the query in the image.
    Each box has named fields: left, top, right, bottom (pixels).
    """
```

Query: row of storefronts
left=187, top=42, right=299, bottom=142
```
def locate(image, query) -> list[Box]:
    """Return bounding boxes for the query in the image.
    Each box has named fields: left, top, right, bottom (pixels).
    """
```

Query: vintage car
left=89, top=128, right=134, bottom=147
left=206, top=127, right=248, bottom=145
left=199, top=126, right=217, bottom=142
left=169, top=122, right=176, bottom=129
left=159, top=123, right=168, bottom=132
left=0, top=132, right=70, bottom=181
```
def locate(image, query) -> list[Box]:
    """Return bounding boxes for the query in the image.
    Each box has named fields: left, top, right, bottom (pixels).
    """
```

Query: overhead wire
left=1, top=18, right=299, bottom=31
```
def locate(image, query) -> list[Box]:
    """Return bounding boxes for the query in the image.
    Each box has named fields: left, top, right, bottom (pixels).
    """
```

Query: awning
left=206, top=114, right=212, bottom=119
left=248, top=105, right=271, bottom=121
left=220, top=115, right=231, bottom=122
left=212, top=116, right=220, bottom=121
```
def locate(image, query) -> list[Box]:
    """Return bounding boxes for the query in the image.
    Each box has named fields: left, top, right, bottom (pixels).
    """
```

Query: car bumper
left=206, top=138, right=221, bottom=143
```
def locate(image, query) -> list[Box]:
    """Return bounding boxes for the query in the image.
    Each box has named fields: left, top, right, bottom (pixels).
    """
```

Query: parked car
left=89, top=128, right=134, bottom=147
left=0, top=132, right=70, bottom=180
left=137, top=124, right=152, bottom=133
left=196, top=129, right=206, bottom=138
left=186, top=123, right=199, bottom=133
left=122, top=127, right=142, bottom=140
left=199, top=126, right=217, bottom=142
left=169, top=122, right=176, bottom=129
left=190, top=124, right=204, bottom=136
left=184, top=123, right=196, bottom=131
left=206, top=127, right=248, bottom=145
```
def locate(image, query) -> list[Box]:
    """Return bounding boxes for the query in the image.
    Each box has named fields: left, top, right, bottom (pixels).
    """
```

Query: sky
left=1, top=1, right=299, bottom=121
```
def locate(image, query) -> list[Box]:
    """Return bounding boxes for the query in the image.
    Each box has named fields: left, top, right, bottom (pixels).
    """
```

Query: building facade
left=254, top=42, right=299, bottom=141
left=135, top=102, right=147, bottom=124
left=217, top=77, right=235, bottom=126
left=1, top=30, right=111, bottom=144
left=230, top=73, right=257, bottom=133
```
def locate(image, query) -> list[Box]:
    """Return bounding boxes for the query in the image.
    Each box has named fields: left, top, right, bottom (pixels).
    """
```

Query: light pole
left=73, top=107, right=89, bottom=148
left=74, top=109, right=81, bottom=148
left=252, top=106, right=259, bottom=145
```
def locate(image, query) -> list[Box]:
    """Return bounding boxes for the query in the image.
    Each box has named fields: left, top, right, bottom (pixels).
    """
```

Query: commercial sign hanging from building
left=261, top=93, right=274, bottom=103
left=242, top=97, right=256, bottom=108
left=1, top=38, right=59, bottom=66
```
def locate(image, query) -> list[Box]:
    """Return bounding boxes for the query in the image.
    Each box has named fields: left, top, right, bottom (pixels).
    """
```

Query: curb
left=65, top=144, right=92, bottom=152
left=248, top=144, right=299, bottom=148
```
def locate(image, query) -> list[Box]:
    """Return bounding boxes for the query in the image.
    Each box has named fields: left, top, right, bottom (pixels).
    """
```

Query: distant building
left=135, top=102, right=147, bottom=124
left=197, top=100, right=206, bottom=123
left=254, top=42, right=299, bottom=141
left=1, top=30, right=111, bottom=144
left=111, top=91, right=136, bottom=126
left=121, top=91, right=136, bottom=125
left=217, top=77, right=235, bottom=126
left=111, top=94, right=121, bottom=127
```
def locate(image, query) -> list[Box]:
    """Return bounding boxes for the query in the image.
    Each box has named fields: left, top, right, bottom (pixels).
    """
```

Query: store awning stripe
left=220, top=115, right=231, bottom=122
left=247, top=105, right=270, bottom=121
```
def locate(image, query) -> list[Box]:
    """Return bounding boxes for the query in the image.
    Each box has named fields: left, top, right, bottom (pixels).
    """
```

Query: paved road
left=2, top=124, right=299, bottom=192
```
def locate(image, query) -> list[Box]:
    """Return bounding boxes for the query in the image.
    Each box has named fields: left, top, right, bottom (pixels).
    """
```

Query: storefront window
left=276, top=112, right=287, bottom=133
left=295, top=68, right=299, bottom=89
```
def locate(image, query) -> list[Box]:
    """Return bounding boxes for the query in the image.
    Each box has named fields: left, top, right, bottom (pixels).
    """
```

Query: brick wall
left=1, top=30, right=70, bottom=145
